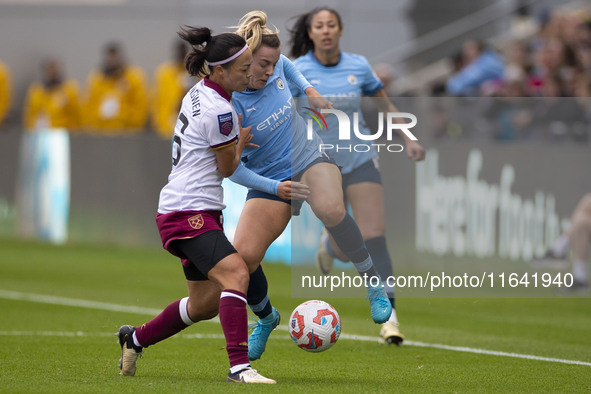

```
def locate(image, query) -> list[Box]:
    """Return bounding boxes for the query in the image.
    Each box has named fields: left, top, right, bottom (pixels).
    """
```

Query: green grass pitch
left=0, top=238, right=590, bottom=392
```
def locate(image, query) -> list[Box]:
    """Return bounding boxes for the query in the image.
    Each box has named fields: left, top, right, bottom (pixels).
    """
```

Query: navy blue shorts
left=245, top=154, right=337, bottom=216
left=341, top=158, right=382, bottom=191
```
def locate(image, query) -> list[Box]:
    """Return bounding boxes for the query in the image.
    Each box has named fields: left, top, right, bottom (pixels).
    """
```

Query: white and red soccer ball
left=288, top=300, right=341, bottom=352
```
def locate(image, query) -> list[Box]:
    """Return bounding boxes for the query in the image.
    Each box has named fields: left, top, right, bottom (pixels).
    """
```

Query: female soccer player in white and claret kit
left=225, top=10, right=393, bottom=362
left=115, top=26, right=276, bottom=384
left=288, top=6, right=426, bottom=345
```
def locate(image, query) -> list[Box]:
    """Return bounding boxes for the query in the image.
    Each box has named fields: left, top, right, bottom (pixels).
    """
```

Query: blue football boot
left=367, top=284, right=392, bottom=324
left=248, top=307, right=280, bottom=361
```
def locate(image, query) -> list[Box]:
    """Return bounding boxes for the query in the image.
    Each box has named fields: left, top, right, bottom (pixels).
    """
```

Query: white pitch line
left=0, top=330, right=115, bottom=337
left=0, top=289, right=163, bottom=316
left=0, top=289, right=222, bottom=324
left=0, top=330, right=227, bottom=340
left=333, top=333, right=591, bottom=367
left=402, top=340, right=591, bottom=367
left=1, top=289, right=590, bottom=367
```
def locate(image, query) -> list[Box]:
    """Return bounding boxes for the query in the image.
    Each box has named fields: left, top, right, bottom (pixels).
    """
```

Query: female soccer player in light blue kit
left=288, top=7, right=426, bottom=345
left=228, top=11, right=392, bottom=361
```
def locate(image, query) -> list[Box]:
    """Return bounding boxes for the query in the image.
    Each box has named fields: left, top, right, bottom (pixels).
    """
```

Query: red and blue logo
left=217, top=112, right=233, bottom=136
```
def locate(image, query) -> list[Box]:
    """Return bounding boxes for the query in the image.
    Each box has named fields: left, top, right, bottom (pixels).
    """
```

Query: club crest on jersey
left=188, top=214, right=204, bottom=229
left=276, top=78, right=285, bottom=90
left=347, top=74, right=357, bottom=85
left=217, top=112, right=233, bottom=136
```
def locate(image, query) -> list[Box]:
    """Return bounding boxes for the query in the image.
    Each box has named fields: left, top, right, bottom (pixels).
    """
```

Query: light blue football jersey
left=232, top=55, right=322, bottom=181
left=291, top=51, right=384, bottom=174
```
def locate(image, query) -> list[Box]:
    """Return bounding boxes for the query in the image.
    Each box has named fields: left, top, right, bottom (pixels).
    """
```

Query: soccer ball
left=288, top=300, right=341, bottom=352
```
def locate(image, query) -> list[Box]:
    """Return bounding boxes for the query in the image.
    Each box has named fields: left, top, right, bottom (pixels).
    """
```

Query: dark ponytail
left=288, top=6, right=342, bottom=58
left=178, top=26, right=246, bottom=77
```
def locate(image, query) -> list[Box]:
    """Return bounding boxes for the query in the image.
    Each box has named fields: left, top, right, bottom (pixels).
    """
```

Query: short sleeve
left=203, top=106, right=238, bottom=150
left=360, top=56, right=384, bottom=96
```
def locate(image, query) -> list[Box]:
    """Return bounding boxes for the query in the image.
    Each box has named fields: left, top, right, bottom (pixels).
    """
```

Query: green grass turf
left=0, top=238, right=590, bottom=392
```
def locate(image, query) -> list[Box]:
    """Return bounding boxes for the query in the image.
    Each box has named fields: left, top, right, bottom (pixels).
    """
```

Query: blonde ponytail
left=232, top=10, right=279, bottom=53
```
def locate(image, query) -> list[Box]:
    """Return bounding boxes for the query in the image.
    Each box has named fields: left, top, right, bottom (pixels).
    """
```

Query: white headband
left=208, top=44, right=249, bottom=66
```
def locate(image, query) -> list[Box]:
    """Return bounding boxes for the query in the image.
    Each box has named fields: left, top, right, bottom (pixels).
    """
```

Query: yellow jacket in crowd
left=85, top=66, right=148, bottom=133
left=0, top=61, right=11, bottom=126
left=23, top=79, right=81, bottom=131
left=152, top=61, right=193, bottom=139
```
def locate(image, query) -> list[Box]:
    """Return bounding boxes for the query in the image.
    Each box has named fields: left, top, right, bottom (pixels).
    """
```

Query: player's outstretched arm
left=230, top=164, right=310, bottom=200
left=305, top=86, right=333, bottom=110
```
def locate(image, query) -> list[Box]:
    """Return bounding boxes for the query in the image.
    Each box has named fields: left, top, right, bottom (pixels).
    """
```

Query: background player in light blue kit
left=288, top=6, right=426, bottom=345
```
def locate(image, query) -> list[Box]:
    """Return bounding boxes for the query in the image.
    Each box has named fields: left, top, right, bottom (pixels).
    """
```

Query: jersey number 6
left=172, top=113, right=189, bottom=166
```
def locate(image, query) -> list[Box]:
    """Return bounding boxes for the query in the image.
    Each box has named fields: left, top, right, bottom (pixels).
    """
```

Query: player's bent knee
left=233, top=245, right=264, bottom=271
left=245, top=259, right=262, bottom=274
left=315, top=204, right=346, bottom=227
left=220, top=258, right=250, bottom=292
left=233, top=264, right=250, bottom=290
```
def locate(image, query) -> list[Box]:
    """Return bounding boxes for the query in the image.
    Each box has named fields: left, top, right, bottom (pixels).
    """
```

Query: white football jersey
left=158, top=78, right=238, bottom=213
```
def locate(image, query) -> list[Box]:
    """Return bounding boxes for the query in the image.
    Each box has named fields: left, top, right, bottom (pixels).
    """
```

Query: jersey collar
left=204, top=76, right=231, bottom=102
left=309, top=50, right=342, bottom=68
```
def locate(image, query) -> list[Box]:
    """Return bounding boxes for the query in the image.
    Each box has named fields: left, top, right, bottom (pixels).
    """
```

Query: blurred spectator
left=575, top=20, right=591, bottom=74
left=23, top=58, right=81, bottom=131
left=0, top=60, right=11, bottom=128
left=523, top=6, right=589, bottom=98
left=84, top=42, right=148, bottom=133
left=436, top=3, right=591, bottom=143
left=430, top=51, right=463, bottom=96
left=503, top=41, right=530, bottom=82
left=446, top=39, right=504, bottom=96
left=151, top=40, right=193, bottom=139
left=500, top=41, right=543, bottom=95
left=573, top=76, right=591, bottom=141
left=441, top=4, right=591, bottom=100
left=574, top=76, right=591, bottom=118
left=508, top=2, right=539, bottom=41
left=533, top=38, right=581, bottom=90
left=576, top=19, right=591, bottom=48
left=541, top=73, right=564, bottom=97
left=532, top=74, right=587, bottom=141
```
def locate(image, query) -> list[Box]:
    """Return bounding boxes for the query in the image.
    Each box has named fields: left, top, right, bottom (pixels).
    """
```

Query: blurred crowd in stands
left=442, top=4, right=591, bottom=99
left=429, top=3, right=591, bottom=142
left=0, top=40, right=193, bottom=138
left=0, top=3, right=589, bottom=142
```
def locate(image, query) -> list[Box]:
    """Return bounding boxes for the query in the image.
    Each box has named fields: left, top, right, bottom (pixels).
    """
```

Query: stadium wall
left=381, top=143, right=590, bottom=270
left=0, top=129, right=588, bottom=266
